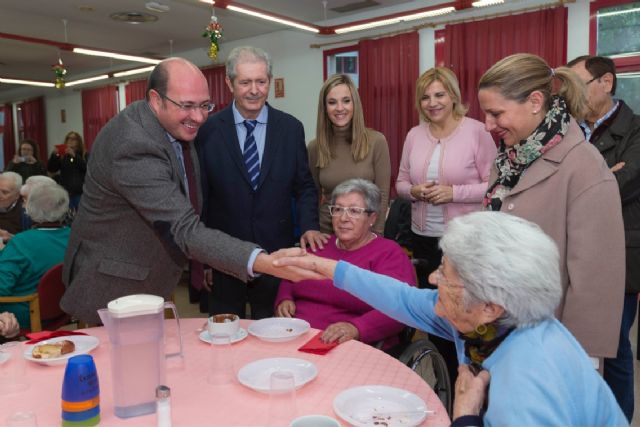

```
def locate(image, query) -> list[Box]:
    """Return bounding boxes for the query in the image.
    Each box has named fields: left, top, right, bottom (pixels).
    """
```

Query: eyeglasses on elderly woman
left=327, top=205, right=373, bottom=218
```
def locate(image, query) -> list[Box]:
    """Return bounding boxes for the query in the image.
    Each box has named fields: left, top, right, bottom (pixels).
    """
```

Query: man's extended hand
left=253, top=247, right=325, bottom=282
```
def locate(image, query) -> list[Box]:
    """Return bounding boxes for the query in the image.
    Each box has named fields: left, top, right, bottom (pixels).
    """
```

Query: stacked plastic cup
left=61, top=355, right=100, bottom=427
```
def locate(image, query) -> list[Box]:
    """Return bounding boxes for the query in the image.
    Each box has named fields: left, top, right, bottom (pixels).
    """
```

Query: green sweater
left=0, top=227, right=70, bottom=328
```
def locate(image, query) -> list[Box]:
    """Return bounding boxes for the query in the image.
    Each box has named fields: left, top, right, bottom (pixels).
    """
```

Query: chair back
left=37, top=263, right=70, bottom=329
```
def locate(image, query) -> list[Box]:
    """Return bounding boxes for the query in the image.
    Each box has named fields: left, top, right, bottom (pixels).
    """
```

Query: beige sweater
left=308, top=127, right=391, bottom=234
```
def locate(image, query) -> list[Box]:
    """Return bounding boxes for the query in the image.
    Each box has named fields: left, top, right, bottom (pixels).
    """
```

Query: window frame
left=589, top=0, right=640, bottom=72
left=323, top=45, right=359, bottom=81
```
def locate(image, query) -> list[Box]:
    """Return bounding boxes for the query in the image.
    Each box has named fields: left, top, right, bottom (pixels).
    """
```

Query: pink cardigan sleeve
left=348, top=243, right=417, bottom=344
left=451, top=126, right=497, bottom=203
left=396, top=129, right=418, bottom=200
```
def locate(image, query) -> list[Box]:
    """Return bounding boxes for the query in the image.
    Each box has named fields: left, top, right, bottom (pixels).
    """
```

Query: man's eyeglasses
left=585, top=76, right=599, bottom=85
left=328, top=205, right=373, bottom=218
left=158, top=92, right=215, bottom=113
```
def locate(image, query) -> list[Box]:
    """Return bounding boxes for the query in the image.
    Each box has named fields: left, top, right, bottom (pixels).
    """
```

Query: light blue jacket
left=334, top=261, right=628, bottom=427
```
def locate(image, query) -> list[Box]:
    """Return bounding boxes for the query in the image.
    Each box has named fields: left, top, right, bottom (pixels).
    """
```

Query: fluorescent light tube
left=227, top=5, right=320, bottom=33
left=73, top=48, right=161, bottom=64
left=472, top=0, right=504, bottom=7
left=113, top=66, right=155, bottom=77
left=65, top=75, right=110, bottom=87
left=335, top=6, right=455, bottom=34
left=0, top=78, right=55, bottom=87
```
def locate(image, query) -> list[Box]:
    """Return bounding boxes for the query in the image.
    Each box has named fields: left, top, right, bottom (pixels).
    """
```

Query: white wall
left=44, top=90, right=83, bottom=153
left=567, top=0, right=591, bottom=62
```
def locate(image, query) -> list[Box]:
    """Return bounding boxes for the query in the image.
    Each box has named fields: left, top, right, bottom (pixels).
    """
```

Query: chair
left=0, top=263, right=70, bottom=333
left=399, top=338, right=452, bottom=416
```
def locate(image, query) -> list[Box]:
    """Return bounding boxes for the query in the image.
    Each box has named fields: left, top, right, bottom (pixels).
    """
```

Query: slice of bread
left=32, top=340, right=76, bottom=359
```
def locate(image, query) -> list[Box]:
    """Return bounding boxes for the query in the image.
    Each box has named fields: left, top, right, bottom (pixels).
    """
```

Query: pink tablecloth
left=2, top=319, right=450, bottom=426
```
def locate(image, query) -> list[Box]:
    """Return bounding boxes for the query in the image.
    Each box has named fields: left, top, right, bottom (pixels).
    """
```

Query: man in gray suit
left=60, top=58, right=313, bottom=324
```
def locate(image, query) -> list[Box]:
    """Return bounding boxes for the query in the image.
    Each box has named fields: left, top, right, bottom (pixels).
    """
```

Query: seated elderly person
left=19, top=175, right=58, bottom=230
left=275, top=179, right=415, bottom=348
left=0, top=311, right=19, bottom=341
left=0, top=184, right=70, bottom=329
left=0, top=172, right=24, bottom=240
left=276, top=211, right=627, bottom=426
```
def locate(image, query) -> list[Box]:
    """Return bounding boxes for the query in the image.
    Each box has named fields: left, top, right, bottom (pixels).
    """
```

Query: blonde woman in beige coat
left=478, top=53, right=625, bottom=364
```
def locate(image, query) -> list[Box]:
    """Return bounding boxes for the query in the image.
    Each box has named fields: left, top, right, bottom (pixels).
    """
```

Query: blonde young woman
left=308, top=74, right=391, bottom=235
left=396, top=67, right=496, bottom=287
left=478, top=53, right=625, bottom=365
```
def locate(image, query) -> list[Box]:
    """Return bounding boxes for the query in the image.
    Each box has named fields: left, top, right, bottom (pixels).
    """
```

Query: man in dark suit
left=197, top=46, right=326, bottom=319
left=61, top=58, right=317, bottom=324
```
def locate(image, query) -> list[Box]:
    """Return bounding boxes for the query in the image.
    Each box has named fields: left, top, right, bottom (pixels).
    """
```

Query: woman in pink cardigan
left=275, top=179, right=415, bottom=349
left=396, top=67, right=496, bottom=287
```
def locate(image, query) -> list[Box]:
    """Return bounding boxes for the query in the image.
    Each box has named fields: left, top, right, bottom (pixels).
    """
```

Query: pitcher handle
left=163, top=301, right=183, bottom=359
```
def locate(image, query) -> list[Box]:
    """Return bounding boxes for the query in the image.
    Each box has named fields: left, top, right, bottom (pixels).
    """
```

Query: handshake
left=253, top=247, right=339, bottom=283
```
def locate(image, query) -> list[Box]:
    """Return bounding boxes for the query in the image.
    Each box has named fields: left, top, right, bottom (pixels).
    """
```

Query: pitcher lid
left=107, top=294, right=165, bottom=318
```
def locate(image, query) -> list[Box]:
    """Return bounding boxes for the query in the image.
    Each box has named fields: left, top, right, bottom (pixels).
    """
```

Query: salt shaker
left=156, top=385, right=172, bottom=427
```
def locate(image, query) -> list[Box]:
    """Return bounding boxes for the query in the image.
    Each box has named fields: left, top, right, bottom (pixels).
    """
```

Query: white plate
left=247, top=318, right=310, bottom=342
left=333, top=385, right=428, bottom=427
left=237, top=357, right=317, bottom=393
left=199, top=327, right=248, bottom=344
left=23, top=336, right=100, bottom=366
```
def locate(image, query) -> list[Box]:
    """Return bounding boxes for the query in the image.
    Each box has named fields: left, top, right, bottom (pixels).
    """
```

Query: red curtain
left=444, top=7, right=567, bottom=121
left=2, top=105, right=15, bottom=168
left=202, top=65, right=233, bottom=114
left=19, top=97, right=48, bottom=161
left=82, top=86, right=119, bottom=150
left=359, top=32, right=419, bottom=197
left=125, top=79, right=147, bottom=105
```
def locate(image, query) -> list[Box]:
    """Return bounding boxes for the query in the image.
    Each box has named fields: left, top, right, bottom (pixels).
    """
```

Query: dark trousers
left=410, top=231, right=442, bottom=288
left=207, top=271, right=280, bottom=320
left=604, top=293, right=637, bottom=422
left=410, top=231, right=459, bottom=393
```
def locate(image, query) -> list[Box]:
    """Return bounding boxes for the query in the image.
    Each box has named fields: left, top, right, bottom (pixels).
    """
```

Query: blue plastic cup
left=61, top=355, right=100, bottom=426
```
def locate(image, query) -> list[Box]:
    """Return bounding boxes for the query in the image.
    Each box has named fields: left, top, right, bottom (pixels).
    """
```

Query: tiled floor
left=173, top=282, right=640, bottom=425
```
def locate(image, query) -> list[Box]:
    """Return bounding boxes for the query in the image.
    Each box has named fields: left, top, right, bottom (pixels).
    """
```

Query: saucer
left=199, top=328, right=248, bottom=345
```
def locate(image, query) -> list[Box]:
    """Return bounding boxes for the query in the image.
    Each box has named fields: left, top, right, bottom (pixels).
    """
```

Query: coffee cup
left=289, top=415, right=341, bottom=427
left=207, top=314, right=239, bottom=337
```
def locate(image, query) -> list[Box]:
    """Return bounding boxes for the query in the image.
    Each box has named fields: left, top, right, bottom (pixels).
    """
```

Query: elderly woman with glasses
left=275, top=211, right=626, bottom=426
left=275, top=178, right=415, bottom=347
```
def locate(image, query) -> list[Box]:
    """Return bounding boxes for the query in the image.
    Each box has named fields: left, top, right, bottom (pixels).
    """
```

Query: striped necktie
left=243, top=119, right=260, bottom=190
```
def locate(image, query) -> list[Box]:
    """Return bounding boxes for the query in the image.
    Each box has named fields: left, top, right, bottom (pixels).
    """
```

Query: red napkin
left=298, top=331, right=339, bottom=355
left=25, top=330, right=88, bottom=344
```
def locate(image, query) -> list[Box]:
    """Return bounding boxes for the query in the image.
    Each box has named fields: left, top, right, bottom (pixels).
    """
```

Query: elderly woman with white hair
left=276, top=211, right=626, bottom=426
left=0, top=183, right=70, bottom=330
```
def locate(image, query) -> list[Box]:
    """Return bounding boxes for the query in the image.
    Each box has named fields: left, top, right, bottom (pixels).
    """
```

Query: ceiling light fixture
left=226, top=5, right=320, bottom=33
left=598, top=6, right=640, bottom=18
left=73, top=48, right=161, bottom=64
left=65, top=74, right=110, bottom=87
left=472, top=0, right=504, bottom=7
left=334, top=6, right=455, bottom=34
left=0, top=77, right=55, bottom=87
left=113, top=66, right=155, bottom=77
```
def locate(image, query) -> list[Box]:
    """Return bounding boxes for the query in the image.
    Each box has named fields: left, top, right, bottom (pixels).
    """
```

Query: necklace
left=336, top=232, right=377, bottom=251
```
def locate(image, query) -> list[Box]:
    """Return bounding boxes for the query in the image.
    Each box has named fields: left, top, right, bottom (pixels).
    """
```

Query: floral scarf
left=483, top=96, right=570, bottom=211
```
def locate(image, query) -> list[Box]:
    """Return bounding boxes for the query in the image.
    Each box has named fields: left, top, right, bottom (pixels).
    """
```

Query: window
left=591, top=0, right=640, bottom=112
left=323, top=46, right=359, bottom=87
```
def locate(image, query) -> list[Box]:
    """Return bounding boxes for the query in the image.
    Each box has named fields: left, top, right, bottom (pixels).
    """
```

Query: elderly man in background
left=0, top=172, right=24, bottom=240
left=568, top=55, right=640, bottom=422
left=0, top=183, right=70, bottom=329
left=196, top=46, right=322, bottom=319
